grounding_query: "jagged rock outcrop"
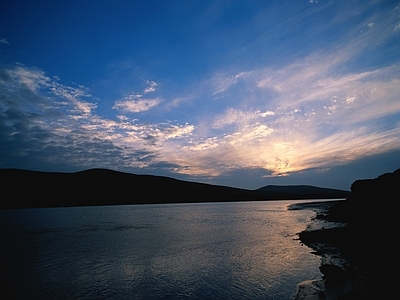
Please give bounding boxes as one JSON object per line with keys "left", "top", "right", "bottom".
{"left": 319, "top": 264, "right": 346, "bottom": 284}
{"left": 296, "top": 169, "right": 400, "bottom": 299}
{"left": 326, "top": 168, "right": 400, "bottom": 227}
{"left": 350, "top": 168, "right": 400, "bottom": 201}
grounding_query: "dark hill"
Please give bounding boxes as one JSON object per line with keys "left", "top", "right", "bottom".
{"left": 0, "top": 168, "right": 347, "bottom": 209}
{"left": 0, "top": 168, "right": 262, "bottom": 209}
{"left": 256, "top": 185, "right": 349, "bottom": 199}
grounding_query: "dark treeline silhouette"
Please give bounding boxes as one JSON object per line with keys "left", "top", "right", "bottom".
{"left": 0, "top": 168, "right": 348, "bottom": 209}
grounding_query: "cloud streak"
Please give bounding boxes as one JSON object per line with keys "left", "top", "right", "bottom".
{"left": 113, "top": 96, "right": 162, "bottom": 113}
{"left": 113, "top": 81, "right": 161, "bottom": 113}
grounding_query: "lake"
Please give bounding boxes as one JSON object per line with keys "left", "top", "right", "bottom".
{"left": 0, "top": 200, "right": 328, "bottom": 299}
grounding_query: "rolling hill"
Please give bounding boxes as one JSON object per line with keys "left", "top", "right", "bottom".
{"left": 0, "top": 168, "right": 349, "bottom": 209}
{"left": 257, "top": 185, "right": 349, "bottom": 198}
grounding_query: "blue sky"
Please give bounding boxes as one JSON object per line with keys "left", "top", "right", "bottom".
{"left": 1, "top": 0, "right": 400, "bottom": 190}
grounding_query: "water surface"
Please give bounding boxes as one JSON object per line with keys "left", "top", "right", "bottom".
{"left": 0, "top": 200, "right": 326, "bottom": 299}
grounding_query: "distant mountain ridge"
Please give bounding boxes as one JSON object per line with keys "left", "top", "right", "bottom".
{"left": 0, "top": 168, "right": 349, "bottom": 209}
{"left": 257, "top": 185, "right": 349, "bottom": 196}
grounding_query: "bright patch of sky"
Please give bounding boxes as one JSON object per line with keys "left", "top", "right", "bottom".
{"left": 1, "top": 0, "right": 400, "bottom": 189}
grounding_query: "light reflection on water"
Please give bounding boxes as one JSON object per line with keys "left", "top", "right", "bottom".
{"left": 0, "top": 200, "right": 326, "bottom": 299}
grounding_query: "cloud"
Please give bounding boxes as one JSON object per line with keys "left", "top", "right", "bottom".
{"left": 212, "top": 108, "right": 255, "bottom": 129}
{"left": 6, "top": 51, "right": 398, "bottom": 184}
{"left": 113, "top": 81, "right": 162, "bottom": 113}
{"left": 0, "top": 38, "right": 9, "bottom": 45}
{"left": 119, "top": 122, "right": 195, "bottom": 146}
{"left": 212, "top": 108, "right": 275, "bottom": 129}
{"left": 174, "top": 116, "right": 400, "bottom": 179}
{"left": 5, "top": 65, "right": 96, "bottom": 116}
{"left": 0, "top": 64, "right": 196, "bottom": 175}
{"left": 365, "top": 22, "right": 375, "bottom": 28}
{"left": 211, "top": 71, "right": 252, "bottom": 95}
{"left": 7, "top": 66, "right": 50, "bottom": 92}
{"left": 249, "top": 39, "right": 400, "bottom": 128}
{"left": 144, "top": 80, "right": 157, "bottom": 93}
{"left": 166, "top": 97, "right": 191, "bottom": 109}
{"left": 162, "top": 60, "right": 399, "bottom": 180}
{"left": 159, "top": 123, "right": 195, "bottom": 140}
{"left": 50, "top": 83, "right": 96, "bottom": 115}
{"left": 251, "top": 60, "right": 400, "bottom": 173}
{"left": 159, "top": 4, "right": 400, "bottom": 179}
{"left": 260, "top": 110, "right": 275, "bottom": 117}
{"left": 176, "top": 122, "right": 275, "bottom": 177}
{"left": 113, "top": 95, "right": 162, "bottom": 113}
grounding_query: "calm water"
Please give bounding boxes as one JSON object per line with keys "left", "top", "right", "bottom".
{"left": 0, "top": 200, "right": 326, "bottom": 300}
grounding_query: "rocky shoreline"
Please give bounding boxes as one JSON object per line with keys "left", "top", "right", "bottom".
{"left": 290, "top": 168, "right": 400, "bottom": 299}
{"left": 290, "top": 201, "right": 374, "bottom": 299}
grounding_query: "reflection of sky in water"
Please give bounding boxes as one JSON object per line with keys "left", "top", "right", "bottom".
{"left": 0, "top": 200, "right": 322, "bottom": 299}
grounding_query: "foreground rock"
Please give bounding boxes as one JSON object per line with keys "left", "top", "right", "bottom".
{"left": 319, "top": 264, "right": 346, "bottom": 284}
{"left": 291, "top": 201, "right": 373, "bottom": 299}
{"left": 293, "top": 168, "right": 400, "bottom": 299}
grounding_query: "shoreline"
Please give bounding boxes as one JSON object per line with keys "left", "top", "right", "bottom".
{"left": 290, "top": 200, "right": 374, "bottom": 299}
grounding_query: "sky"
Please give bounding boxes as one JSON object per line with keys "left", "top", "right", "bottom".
{"left": 1, "top": 0, "right": 400, "bottom": 190}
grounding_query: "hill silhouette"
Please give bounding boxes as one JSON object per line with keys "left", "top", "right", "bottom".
{"left": 257, "top": 185, "right": 349, "bottom": 198}
{"left": 0, "top": 168, "right": 348, "bottom": 209}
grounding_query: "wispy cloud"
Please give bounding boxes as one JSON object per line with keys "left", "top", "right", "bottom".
{"left": 113, "top": 96, "right": 162, "bottom": 113}
{"left": 166, "top": 97, "right": 191, "bottom": 109}
{"left": 7, "top": 66, "right": 50, "bottom": 92}
{"left": 5, "top": 65, "right": 96, "bottom": 116}
{"left": 144, "top": 80, "right": 157, "bottom": 93}
{"left": 0, "top": 38, "right": 9, "bottom": 45}
{"left": 113, "top": 81, "right": 161, "bottom": 113}
{"left": 212, "top": 71, "right": 252, "bottom": 95}
{"left": 212, "top": 108, "right": 273, "bottom": 129}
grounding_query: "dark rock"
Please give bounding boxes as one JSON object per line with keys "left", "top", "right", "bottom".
{"left": 319, "top": 264, "right": 346, "bottom": 284}
{"left": 342, "top": 291, "right": 370, "bottom": 300}
{"left": 318, "top": 290, "right": 326, "bottom": 298}
{"left": 295, "top": 169, "right": 400, "bottom": 299}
